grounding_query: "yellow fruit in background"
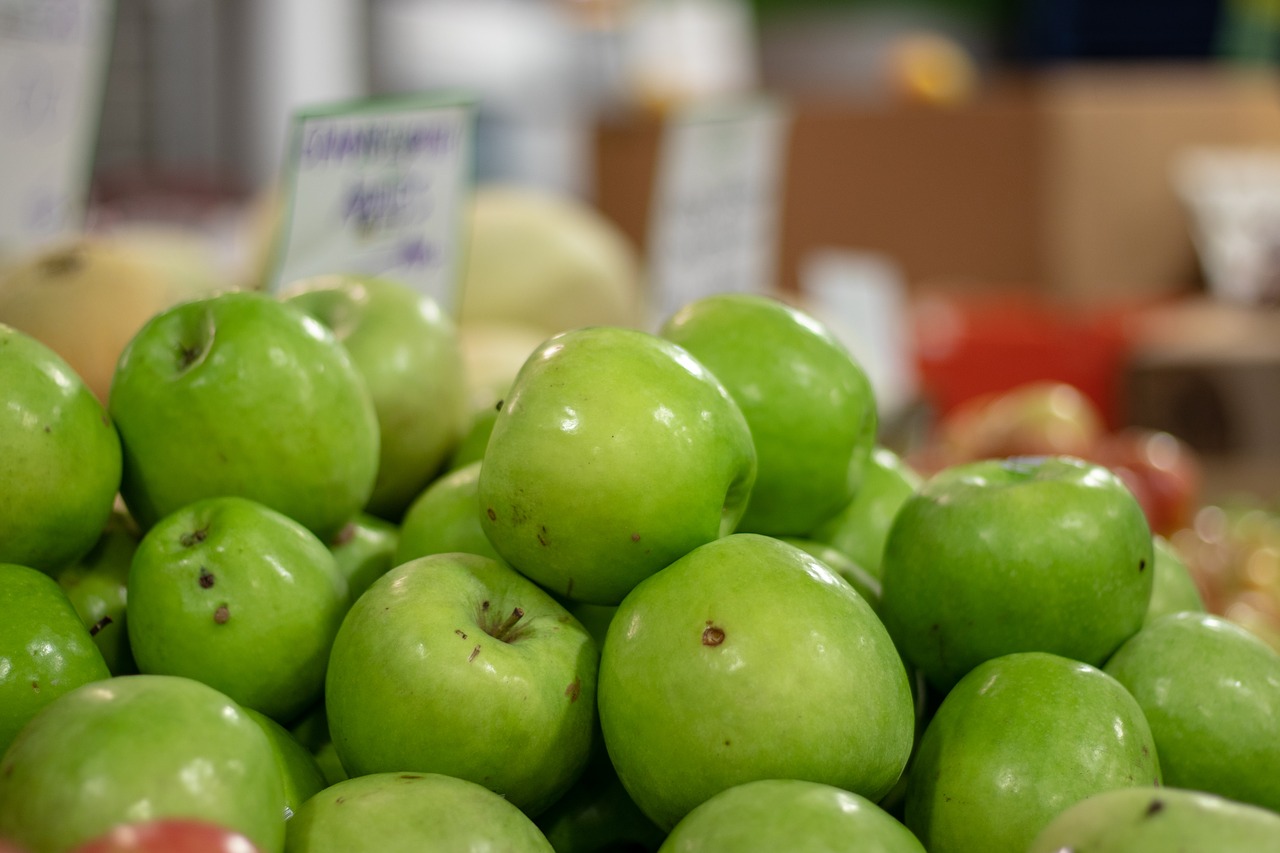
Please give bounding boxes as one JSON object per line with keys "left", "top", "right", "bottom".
{"left": 457, "top": 320, "right": 552, "bottom": 413}
{"left": 0, "top": 232, "right": 231, "bottom": 404}
{"left": 460, "top": 185, "right": 647, "bottom": 336}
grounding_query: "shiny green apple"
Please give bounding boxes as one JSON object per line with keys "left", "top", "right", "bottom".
{"left": 1104, "top": 611, "right": 1280, "bottom": 812}
{"left": 325, "top": 553, "right": 598, "bottom": 816}
{"left": 1144, "top": 535, "right": 1205, "bottom": 625}
{"left": 327, "top": 513, "right": 399, "bottom": 605}
{"left": 479, "top": 325, "right": 756, "bottom": 604}
{"left": 241, "top": 708, "right": 327, "bottom": 822}
{"left": 904, "top": 651, "right": 1160, "bottom": 853}
{"left": 284, "top": 772, "right": 554, "bottom": 853}
{"left": 127, "top": 496, "right": 350, "bottom": 723}
{"left": 659, "top": 293, "right": 877, "bottom": 536}
{"left": 0, "top": 674, "right": 285, "bottom": 853}
{"left": 0, "top": 324, "right": 121, "bottom": 573}
{"left": 808, "top": 446, "right": 922, "bottom": 579}
{"left": 395, "top": 460, "right": 501, "bottom": 564}
{"left": 109, "top": 290, "right": 379, "bottom": 540}
{"left": 1028, "top": 786, "right": 1280, "bottom": 852}
{"left": 0, "top": 563, "right": 110, "bottom": 755}
{"left": 880, "top": 455, "right": 1153, "bottom": 691}
{"left": 660, "top": 779, "right": 925, "bottom": 853}
{"left": 599, "top": 534, "right": 914, "bottom": 830}
{"left": 282, "top": 275, "right": 468, "bottom": 520}
{"left": 54, "top": 511, "right": 139, "bottom": 675}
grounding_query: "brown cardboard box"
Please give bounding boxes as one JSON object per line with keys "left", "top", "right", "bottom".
{"left": 592, "top": 64, "right": 1280, "bottom": 303}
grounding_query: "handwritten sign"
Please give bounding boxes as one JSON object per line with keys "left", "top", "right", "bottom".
{"left": 646, "top": 97, "right": 789, "bottom": 325}
{"left": 0, "top": 0, "right": 115, "bottom": 253}
{"left": 269, "top": 94, "right": 475, "bottom": 315}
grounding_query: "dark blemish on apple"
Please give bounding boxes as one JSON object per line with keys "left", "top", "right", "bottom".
{"left": 702, "top": 624, "right": 726, "bottom": 646}
{"left": 468, "top": 644, "right": 481, "bottom": 662}
{"left": 481, "top": 600, "right": 491, "bottom": 612}
{"left": 332, "top": 522, "right": 357, "bottom": 548}
{"left": 43, "top": 425, "right": 50, "bottom": 434}
{"left": 487, "top": 507, "right": 497, "bottom": 521}
{"left": 198, "top": 567, "right": 216, "bottom": 589}
{"left": 89, "top": 615, "right": 113, "bottom": 636}
{"left": 565, "top": 678, "right": 581, "bottom": 702}
{"left": 495, "top": 399, "right": 504, "bottom": 411}
{"left": 537, "top": 529, "right": 548, "bottom": 547}
{"left": 180, "top": 526, "right": 209, "bottom": 547}
{"left": 1144, "top": 799, "right": 1165, "bottom": 817}
{"left": 723, "top": 739, "right": 731, "bottom": 747}
{"left": 565, "top": 578, "right": 575, "bottom": 597}
{"left": 455, "top": 629, "right": 468, "bottom": 639}
{"left": 43, "top": 248, "right": 83, "bottom": 276}
{"left": 214, "top": 605, "right": 230, "bottom": 624}
{"left": 630, "top": 533, "right": 641, "bottom": 542}
{"left": 398, "top": 774, "right": 424, "bottom": 780}
{"left": 30, "top": 680, "right": 39, "bottom": 693}
{"left": 335, "top": 796, "right": 346, "bottom": 805}
{"left": 1139, "top": 559, "right": 1147, "bottom": 572}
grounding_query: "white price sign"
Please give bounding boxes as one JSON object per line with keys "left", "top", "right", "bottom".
{"left": 0, "top": 0, "right": 115, "bottom": 252}
{"left": 647, "top": 97, "right": 789, "bottom": 325}
{"left": 270, "top": 94, "right": 475, "bottom": 316}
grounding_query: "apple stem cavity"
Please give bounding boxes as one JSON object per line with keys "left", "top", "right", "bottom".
{"left": 489, "top": 606, "right": 525, "bottom": 642}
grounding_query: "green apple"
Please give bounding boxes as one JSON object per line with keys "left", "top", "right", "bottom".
{"left": 1028, "top": 786, "right": 1280, "bottom": 852}
{"left": 1103, "top": 611, "right": 1280, "bottom": 812}
{"left": 284, "top": 772, "right": 555, "bottom": 853}
{"left": 808, "top": 446, "right": 922, "bottom": 579}
{"left": 598, "top": 534, "right": 914, "bottom": 831}
{"left": 1144, "top": 535, "right": 1205, "bottom": 625}
{"left": 108, "top": 290, "right": 379, "bottom": 540}
{"left": 282, "top": 275, "right": 468, "bottom": 520}
{"left": 325, "top": 553, "right": 598, "bottom": 816}
{"left": 479, "top": 325, "right": 756, "bottom": 604}
{"left": 327, "top": 513, "right": 400, "bottom": 604}
{"left": 55, "top": 511, "right": 139, "bottom": 675}
{"left": 241, "top": 708, "right": 327, "bottom": 822}
{"left": 0, "top": 324, "right": 121, "bottom": 573}
{"left": 288, "top": 704, "right": 347, "bottom": 788}
{"left": 880, "top": 455, "right": 1153, "bottom": 691}
{"left": 396, "top": 461, "right": 500, "bottom": 565}
{"left": 0, "top": 563, "right": 110, "bottom": 754}
{"left": 0, "top": 674, "right": 285, "bottom": 853}
{"left": 659, "top": 293, "right": 877, "bottom": 536}
{"left": 904, "top": 651, "right": 1160, "bottom": 853}
{"left": 779, "top": 538, "right": 882, "bottom": 608}
{"left": 660, "top": 779, "right": 925, "bottom": 853}
{"left": 126, "top": 496, "right": 350, "bottom": 724}
{"left": 445, "top": 403, "right": 499, "bottom": 472}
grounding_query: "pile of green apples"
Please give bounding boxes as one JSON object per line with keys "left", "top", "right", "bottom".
{"left": 2, "top": 273, "right": 1280, "bottom": 853}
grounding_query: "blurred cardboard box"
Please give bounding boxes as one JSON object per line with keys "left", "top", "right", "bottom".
{"left": 593, "top": 64, "right": 1280, "bottom": 302}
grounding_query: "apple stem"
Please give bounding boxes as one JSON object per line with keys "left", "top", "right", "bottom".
{"left": 490, "top": 606, "right": 525, "bottom": 641}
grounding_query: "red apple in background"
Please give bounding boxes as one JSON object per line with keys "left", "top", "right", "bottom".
{"left": 68, "top": 820, "right": 261, "bottom": 853}
{"left": 936, "top": 381, "right": 1106, "bottom": 465}
{"left": 1094, "top": 427, "right": 1201, "bottom": 538}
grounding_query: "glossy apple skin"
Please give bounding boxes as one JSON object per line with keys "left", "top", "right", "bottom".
{"left": 0, "top": 325, "right": 121, "bottom": 573}
{"left": 880, "top": 455, "right": 1154, "bottom": 691}
{"left": 598, "top": 534, "right": 914, "bottom": 831}
{"left": 108, "top": 291, "right": 379, "bottom": 541}
{"left": 327, "top": 513, "right": 399, "bottom": 605}
{"left": 1104, "top": 611, "right": 1280, "bottom": 812}
{"left": 283, "top": 275, "right": 468, "bottom": 520}
{"left": 780, "top": 538, "right": 882, "bottom": 609}
{"left": 660, "top": 779, "right": 925, "bottom": 853}
{"left": 68, "top": 820, "right": 263, "bottom": 853}
{"left": 0, "top": 564, "right": 110, "bottom": 754}
{"left": 0, "top": 674, "right": 285, "bottom": 853}
{"left": 284, "top": 772, "right": 555, "bottom": 853}
{"left": 1145, "top": 535, "right": 1204, "bottom": 625}
{"left": 126, "top": 497, "right": 350, "bottom": 724}
{"left": 395, "top": 461, "right": 501, "bottom": 564}
{"left": 240, "top": 708, "right": 327, "bottom": 822}
{"left": 809, "top": 446, "right": 922, "bottom": 579}
{"left": 1028, "top": 786, "right": 1280, "bottom": 852}
{"left": 325, "top": 553, "right": 598, "bottom": 816}
{"left": 905, "top": 652, "right": 1161, "bottom": 853}
{"left": 54, "top": 512, "right": 139, "bottom": 675}
{"left": 659, "top": 293, "right": 877, "bottom": 536}
{"left": 478, "top": 326, "right": 756, "bottom": 605}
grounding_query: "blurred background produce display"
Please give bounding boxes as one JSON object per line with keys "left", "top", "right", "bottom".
{"left": 4, "top": 1, "right": 1280, "bottom": 848}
